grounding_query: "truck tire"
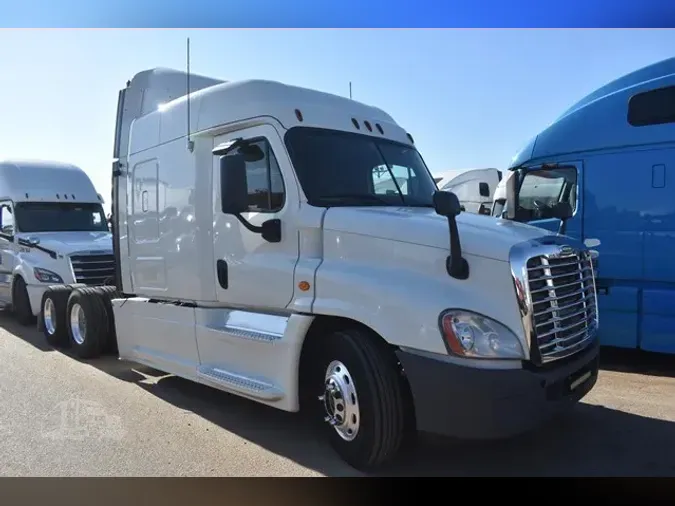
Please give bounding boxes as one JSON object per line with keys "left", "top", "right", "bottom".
{"left": 66, "top": 287, "right": 109, "bottom": 359}
{"left": 12, "top": 277, "right": 35, "bottom": 326}
{"left": 39, "top": 284, "right": 86, "bottom": 333}
{"left": 96, "top": 285, "right": 121, "bottom": 354}
{"left": 41, "top": 286, "right": 75, "bottom": 347}
{"left": 315, "top": 328, "right": 407, "bottom": 471}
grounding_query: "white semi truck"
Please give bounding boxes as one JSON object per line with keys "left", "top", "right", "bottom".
{"left": 39, "top": 68, "right": 600, "bottom": 471}
{"left": 438, "top": 168, "right": 503, "bottom": 215}
{"left": 0, "top": 159, "right": 111, "bottom": 326}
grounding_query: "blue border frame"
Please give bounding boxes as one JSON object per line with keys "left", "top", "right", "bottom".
{"left": 2, "top": 0, "right": 675, "bottom": 27}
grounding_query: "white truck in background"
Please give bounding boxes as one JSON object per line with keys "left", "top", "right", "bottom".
{"left": 39, "top": 67, "right": 600, "bottom": 471}
{"left": 0, "top": 159, "right": 112, "bottom": 326}
{"left": 491, "top": 169, "right": 512, "bottom": 218}
{"left": 438, "top": 168, "right": 502, "bottom": 215}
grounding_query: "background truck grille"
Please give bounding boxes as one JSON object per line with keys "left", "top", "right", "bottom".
{"left": 70, "top": 254, "right": 115, "bottom": 286}
{"left": 526, "top": 251, "right": 597, "bottom": 363}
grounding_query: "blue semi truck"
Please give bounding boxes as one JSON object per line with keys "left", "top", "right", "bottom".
{"left": 487, "top": 57, "right": 675, "bottom": 354}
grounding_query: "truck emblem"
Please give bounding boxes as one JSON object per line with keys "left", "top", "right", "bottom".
{"left": 560, "top": 245, "right": 574, "bottom": 256}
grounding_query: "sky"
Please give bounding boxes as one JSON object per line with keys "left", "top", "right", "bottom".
{"left": 1, "top": 29, "right": 675, "bottom": 213}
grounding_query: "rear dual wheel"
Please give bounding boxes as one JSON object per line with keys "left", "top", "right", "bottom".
{"left": 41, "top": 285, "right": 118, "bottom": 358}
{"left": 66, "top": 287, "right": 110, "bottom": 359}
{"left": 41, "top": 284, "right": 86, "bottom": 347}
{"left": 96, "top": 286, "right": 121, "bottom": 354}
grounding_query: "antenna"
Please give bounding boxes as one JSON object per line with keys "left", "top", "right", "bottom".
{"left": 349, "top": 81, "right": 352, "bottom": 100}
{"left": 186, "top": 37, "right": 194, "bottom": 153}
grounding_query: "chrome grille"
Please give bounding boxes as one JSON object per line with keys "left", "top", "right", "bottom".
{"left": 526, "top": 250, "right": 598, "bottom": 363}
{"left": 70, "top": 254, "right": 115, "bottom": 286}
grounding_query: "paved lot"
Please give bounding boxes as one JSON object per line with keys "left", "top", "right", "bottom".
{"left": 0, "top": 311, "right": 673, "bottom": 477}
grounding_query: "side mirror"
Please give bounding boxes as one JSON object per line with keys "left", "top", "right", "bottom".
{"left": 432, "top": 190, "right": 462, "bottom": 218}
{"left": 478, "top": 182, "right": 490, "bottom": 198}
{"left": 551, "top": 202, "right": 574, "bottom": 220}
{"left": 215, "top": 150, "right": 282, "bottom": 244}
{"left": 432, "top": 190, "right": 469, "bottom": 280}
{"left": 219, "top": 154, "right": 249, "bottom": 215}
{"left": 239, "top": 144, "right": 265, "bottom": 163}
{"left": 505, "top": 172, "right": 518, "bottom": 220}
{"left": 554, "top": 202, "right": 574, "bottom": 235}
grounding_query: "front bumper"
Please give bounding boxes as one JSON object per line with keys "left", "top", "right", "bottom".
{"left": 397, "top": 340, "right": 599, "bottom": 440}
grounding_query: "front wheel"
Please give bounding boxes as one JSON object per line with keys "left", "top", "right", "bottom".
{"left": 315, "top": 328, "right": 408, "bottom": 472}
{"left": 12, "top": 277, "right": 35, "bottom": 326}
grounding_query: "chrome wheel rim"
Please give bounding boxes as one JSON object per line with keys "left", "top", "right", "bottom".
{"left": 70, "top": 303, "right": 86, "bottom": 345}
{"left": 318, "top": 360, "right": 360, "bottom": 441}
{"left": 43, "top": 298, "right": 56, "bottom": 335}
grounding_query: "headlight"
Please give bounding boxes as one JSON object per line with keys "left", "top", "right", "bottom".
{"left": 438, "top": 309, "right": 524, "bottom": 359}
{"left": 33, "top": 267, "right": 63, "bottom": 284}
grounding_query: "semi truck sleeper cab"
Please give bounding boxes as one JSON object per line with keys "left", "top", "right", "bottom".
{"left": 0, "top": 159, "right": 112, "bottom": 327}
{"left": 494, "top": 56, "right": 675, "bottom": 355}
{"left": 38, "top": 67, "right": 600, "bottom": 471}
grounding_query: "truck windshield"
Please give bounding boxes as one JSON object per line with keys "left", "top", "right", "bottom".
{"left": 284, "top": 127, "right": 437, "bottom": 207}
{"left": 15, "top": 202, "right": 109, "bottom": 233}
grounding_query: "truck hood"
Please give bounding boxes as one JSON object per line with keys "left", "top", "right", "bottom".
{"left": 17, "top": 231, "right": 113, "bottom": 256}
{"left": 323, "top": 207, "right": 556, "bottom": 261}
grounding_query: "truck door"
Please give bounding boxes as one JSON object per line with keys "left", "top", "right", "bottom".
{"left": 0, "top": 202, "right": 16, "bottom": 304}
{"left": 212, "top": 125, "right": 300, "bottom": 310}
{"left": 514, "top": 161, "right": 583, "bottom": 240}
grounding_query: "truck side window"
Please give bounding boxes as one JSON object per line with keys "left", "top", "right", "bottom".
{"left": 0, "top": 204, "right": 14, "bottom": 234}
{"left": 234, "top": 139, "right": 285, "bottom": 213}
{"left": 628, "top": 85, "right": 675, "bottom": 127}
{"left": 517, "top": 167, "right": 577, "bottom": 220}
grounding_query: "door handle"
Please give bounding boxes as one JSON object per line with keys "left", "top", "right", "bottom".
{"left": 217, "top": 259, "right": 228, "bottom": 289}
